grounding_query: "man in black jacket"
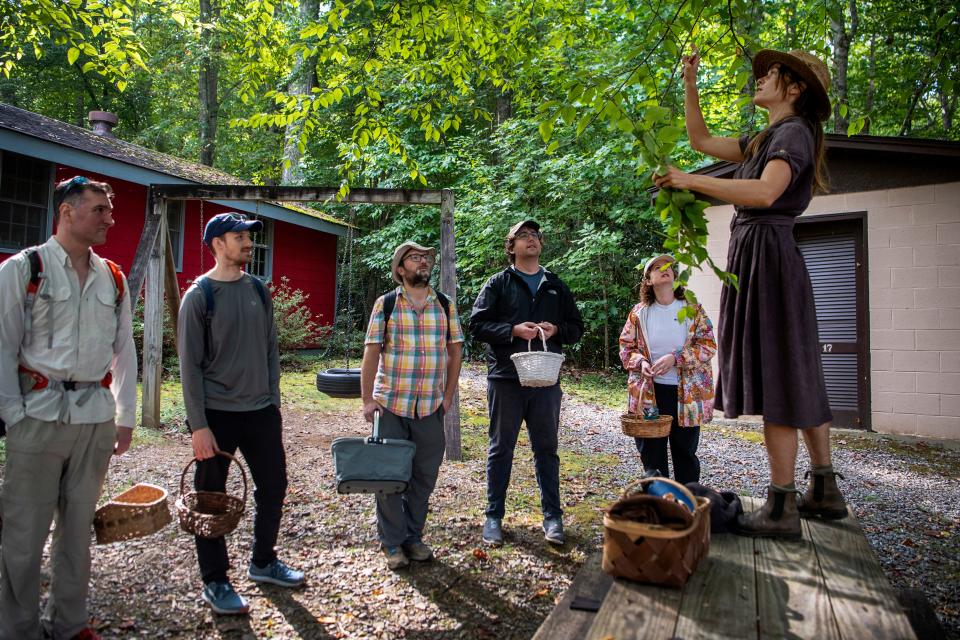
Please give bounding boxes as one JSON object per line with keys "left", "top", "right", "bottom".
{"left": 469, "top": 220, "right": 584, "bottom": 546}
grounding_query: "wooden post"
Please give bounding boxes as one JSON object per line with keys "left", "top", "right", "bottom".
{"left": 142, "top": 199, "right": 168, "bottom": 430}
{"left": 164, "top": 226, "right": 181, "bottom": 346}
{"left": 439, "top": 189, "right": 461, "bottom": 461}
{"left": 128, "top": 203, "right": 164, "bottom": 309}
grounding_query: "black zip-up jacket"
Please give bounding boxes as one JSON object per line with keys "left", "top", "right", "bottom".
{"left": 469, "top": 266, "right": 584, "bottom": 380}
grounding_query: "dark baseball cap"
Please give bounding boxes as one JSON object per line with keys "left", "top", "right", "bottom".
{"left": 507, "top": 219, "right": 540, "bottom": 239}
{"left": 203, "top": 212, "right": 263, "bottom": 245}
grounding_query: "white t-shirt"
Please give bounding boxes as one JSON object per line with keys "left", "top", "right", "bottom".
{"left": 646, "top": 299, "right": 687, "bottom": 385}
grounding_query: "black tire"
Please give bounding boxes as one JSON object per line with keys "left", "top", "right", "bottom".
{"left": 316, "top": 368, "right": 362, "bottom": 399}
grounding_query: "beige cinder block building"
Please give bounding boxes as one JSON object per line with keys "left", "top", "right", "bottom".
{"left": 686, "top": 135, "right": 960, "bottom": 439}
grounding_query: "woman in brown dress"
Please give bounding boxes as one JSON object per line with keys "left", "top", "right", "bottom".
{"left": 653, "top": 47, "right": 847, "bottom": 539}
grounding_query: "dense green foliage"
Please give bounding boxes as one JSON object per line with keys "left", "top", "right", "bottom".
{"left": 4, "top": 0, "right": 957, "bottom": 366}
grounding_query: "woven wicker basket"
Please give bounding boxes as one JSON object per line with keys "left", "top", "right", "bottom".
{"left": 621, "top": 412, "right": 673, "bottom": 438}
{"left": 93, "top": 483, "right": 172, "bottom": 545}
{"left": 602, "top": 477, "right": 711, "bottom": 588}
{"left": 175, "top": 451, "right": 248, "bottom": 539}
{"left": 510, "top": 327, "right": 564, "bottom": 387}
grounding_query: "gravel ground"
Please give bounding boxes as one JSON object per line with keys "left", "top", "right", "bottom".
{"left": 2, "top": 367, "right": 957, "bottom": 639}
{"left": 547, "top": 367, "right": 960, "bottom": 639}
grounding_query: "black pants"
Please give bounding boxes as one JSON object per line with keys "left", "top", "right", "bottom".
{"left": 485, "top": 379, "right": 562, "bottom": 520}
{"left": 634, "top": 383, "right": 701, "bottom": 485}
{"left": 194, "top": 405, "right": 287, "bottom": 585}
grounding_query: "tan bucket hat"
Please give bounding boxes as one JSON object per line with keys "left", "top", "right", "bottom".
{"left": 390, "top": 241, "right": 437, "bottom": 284}
{"left": 752, "top": 49, "right": 831, "bottom": 121}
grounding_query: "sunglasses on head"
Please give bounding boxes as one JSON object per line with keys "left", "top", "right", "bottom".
{"left": 54, "top": 176, "right": 91, "bottom": 208}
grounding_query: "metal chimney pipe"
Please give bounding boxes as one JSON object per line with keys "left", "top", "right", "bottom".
{"left": 88, "top": 110, "right": 118, "bottom": 137}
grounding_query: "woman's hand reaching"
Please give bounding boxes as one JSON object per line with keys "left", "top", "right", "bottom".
{"left": 681, "top": 45, "right": 700, "bottom": 83}
{"left": 653, "top": 166, "right": 698, "bottom": 191}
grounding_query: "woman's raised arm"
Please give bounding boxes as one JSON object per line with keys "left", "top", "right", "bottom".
{"left": 683, "top": 46, "right": 744, "bottom": 163}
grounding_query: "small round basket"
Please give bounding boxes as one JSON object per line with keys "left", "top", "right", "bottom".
{"left": 602, "top": 477, "right": 711, "bottom": 588}
{"left": 175, "top": 451, "right": 248, "bottom": 539}
{"left": 93, "top": 483, "right": 172, "bottom": 545}
{"left": 621, "top": 412, "right": 673, "bottom": 438}
{"left": 510, "top": 327, "right": 564, "bottom": 387}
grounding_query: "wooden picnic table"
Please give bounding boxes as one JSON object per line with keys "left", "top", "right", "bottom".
{"left": 533, "top": 497, "right": 918, "bottom": 640}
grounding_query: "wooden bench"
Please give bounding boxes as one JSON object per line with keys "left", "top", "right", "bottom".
{"left": 533, "top": 497, "right": 917, "bottom": 639}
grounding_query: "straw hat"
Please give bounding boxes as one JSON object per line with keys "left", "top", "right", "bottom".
{"left": 390, "top": 241, "right": 436, "bottom": 284}
{"left": 752, "top": 49, "right": 831, "bottom": 121}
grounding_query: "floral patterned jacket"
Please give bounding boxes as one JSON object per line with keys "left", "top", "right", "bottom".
{"left": 618, "top": 301, "right": 716, "bottom": 427}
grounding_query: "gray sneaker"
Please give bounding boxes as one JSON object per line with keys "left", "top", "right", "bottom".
{"left": 382, "top": 545, "right": 409, "bottom": 570}
{"left": 402, "top": 541, "right": 434, "bottom": 562}
{"left": 543, "top": 517, "right": 565, "bottom": 545}
{"left": 201, "top": 581, "right": 250, "bottom": 615}
{"left": 482, "top": 517, "right": 503, "bottom": 546}
{"left": 247, "top": 559, "right": 305, "bottom": 587}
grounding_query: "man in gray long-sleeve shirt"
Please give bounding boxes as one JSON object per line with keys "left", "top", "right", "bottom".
{"left": 178, "top": 211, "right": 304, "bottom": 617}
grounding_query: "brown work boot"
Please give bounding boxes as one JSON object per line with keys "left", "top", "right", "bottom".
{"left": 798, "top": 468, "right": 848, "bottom": 520}
{"left": 734, "top": 484, "right": 802, "bottom": 540}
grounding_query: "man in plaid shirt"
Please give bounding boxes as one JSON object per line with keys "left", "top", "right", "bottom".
{"left": 361, "top": 241, "right": 464, "bottom": 570}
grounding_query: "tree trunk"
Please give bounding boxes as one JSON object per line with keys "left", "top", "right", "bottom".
{"left": 939, "top": 80, "right": 956, "bottom": 132}
{"left": 495, "top": 89, "right": 513, "bottom": 127}
{"left": 282, "top": 0, "right": 320, "bottom": 184}
{"left": 899, "top": 27, "right": 945, "bottom": 136}
{"left": 735, "top": 2, "right": 763, "bottom": 129}
{"left": 862, "top": 37, "right": 876, "bottom": 134}
{"left": 830, "top": 0, "right": 858, "bottom": 134}
{"left": 198, "top": 0, "right": 220, "bottom": 167}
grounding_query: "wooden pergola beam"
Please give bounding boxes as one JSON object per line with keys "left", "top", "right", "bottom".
{"left": 150, "top": 184, "right": 444, "bottom": 205}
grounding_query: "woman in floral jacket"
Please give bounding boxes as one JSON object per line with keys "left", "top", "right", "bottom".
{"left": 618, "top": 254, "right": 716, "bottom": 484}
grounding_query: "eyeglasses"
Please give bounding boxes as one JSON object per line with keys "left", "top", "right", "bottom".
{"left": 404, "top": 253, "right": 435, "bottom": 264}
{"left": 54, "top": 176, "right": 90, "bottom": 208}
{"left": 514, "top": 230, "right": 542, "bottom": 241}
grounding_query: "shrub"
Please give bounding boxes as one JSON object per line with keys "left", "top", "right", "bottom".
{"left": 269, "top": 276, "right": 327, "bottom": 352}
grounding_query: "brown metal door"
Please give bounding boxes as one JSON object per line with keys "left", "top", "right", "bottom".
{"left": 795, "top": 217, "right": 870, "bottom": 429}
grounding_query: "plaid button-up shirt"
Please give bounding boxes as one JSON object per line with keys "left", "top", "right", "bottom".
{"left": 364, "top": 286, "right": 465, "bottom": 419}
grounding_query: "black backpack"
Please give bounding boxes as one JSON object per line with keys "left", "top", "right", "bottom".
{"left": 195, "top": 274, "right": 269, "bottom": 358}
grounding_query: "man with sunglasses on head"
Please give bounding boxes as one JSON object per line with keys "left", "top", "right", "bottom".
{"left": 177, "top": 212, "right": 304, "bottom": 616}
{"left": 360, "top": 241, "right": 464, "bottom": 570}
{"left": 470, "top": 220, "right": 583, "bottom": 547}
{"left": 0, "top": 176, "right": 137, "bottom": 640}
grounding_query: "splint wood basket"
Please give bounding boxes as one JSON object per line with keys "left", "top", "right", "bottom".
{"left": 94, "top": 483, "right": 172, "bottom": 544}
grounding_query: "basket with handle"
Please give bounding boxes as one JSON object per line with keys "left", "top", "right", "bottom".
{"left": 621, "top": 377, "right": 672, "bottom": 438}
{"left": 602, "top": 476, "right": 711, "bottom": 588}
{"left": 175, "top": 451, "right": 248, "bottom": 539}
{"left": 510, "top": 326, "right": 564, "bottom": 387}
{"left": 93, "top": 483, "right": 172, "bottom": 545}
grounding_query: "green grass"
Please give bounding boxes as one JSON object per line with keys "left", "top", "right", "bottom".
{"left": 561, "top": 369, "right": 629, "bottom": 410}
{"left": 141, "top": 358, "right": 361, "bottom": 431}
{"left": 280, "top": 370, "right": 362, "bottom": 413}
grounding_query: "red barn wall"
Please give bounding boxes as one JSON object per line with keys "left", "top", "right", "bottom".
{"left": 1, "top": 165, "right": 338, "bottom": 330}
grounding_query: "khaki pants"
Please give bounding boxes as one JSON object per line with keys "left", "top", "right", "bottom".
{"left": 0, "top": 416, "right": 115, "bottom": 640}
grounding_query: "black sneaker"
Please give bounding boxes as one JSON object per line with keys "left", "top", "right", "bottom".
{"left": 543, "top": 517, "right": 565, "bottom": 545}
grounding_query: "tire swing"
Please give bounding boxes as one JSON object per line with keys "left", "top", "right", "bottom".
{"left": 316, "top": 217, "right": 362, "bottom": 398}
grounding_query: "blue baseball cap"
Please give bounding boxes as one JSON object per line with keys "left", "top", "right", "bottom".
{"left": 203, "top": 212, "right": 263, "bottom": 245}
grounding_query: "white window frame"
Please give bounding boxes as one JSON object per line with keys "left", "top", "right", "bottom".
{"left": 247, "top": 217, "right": 273, "bottom": 281}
